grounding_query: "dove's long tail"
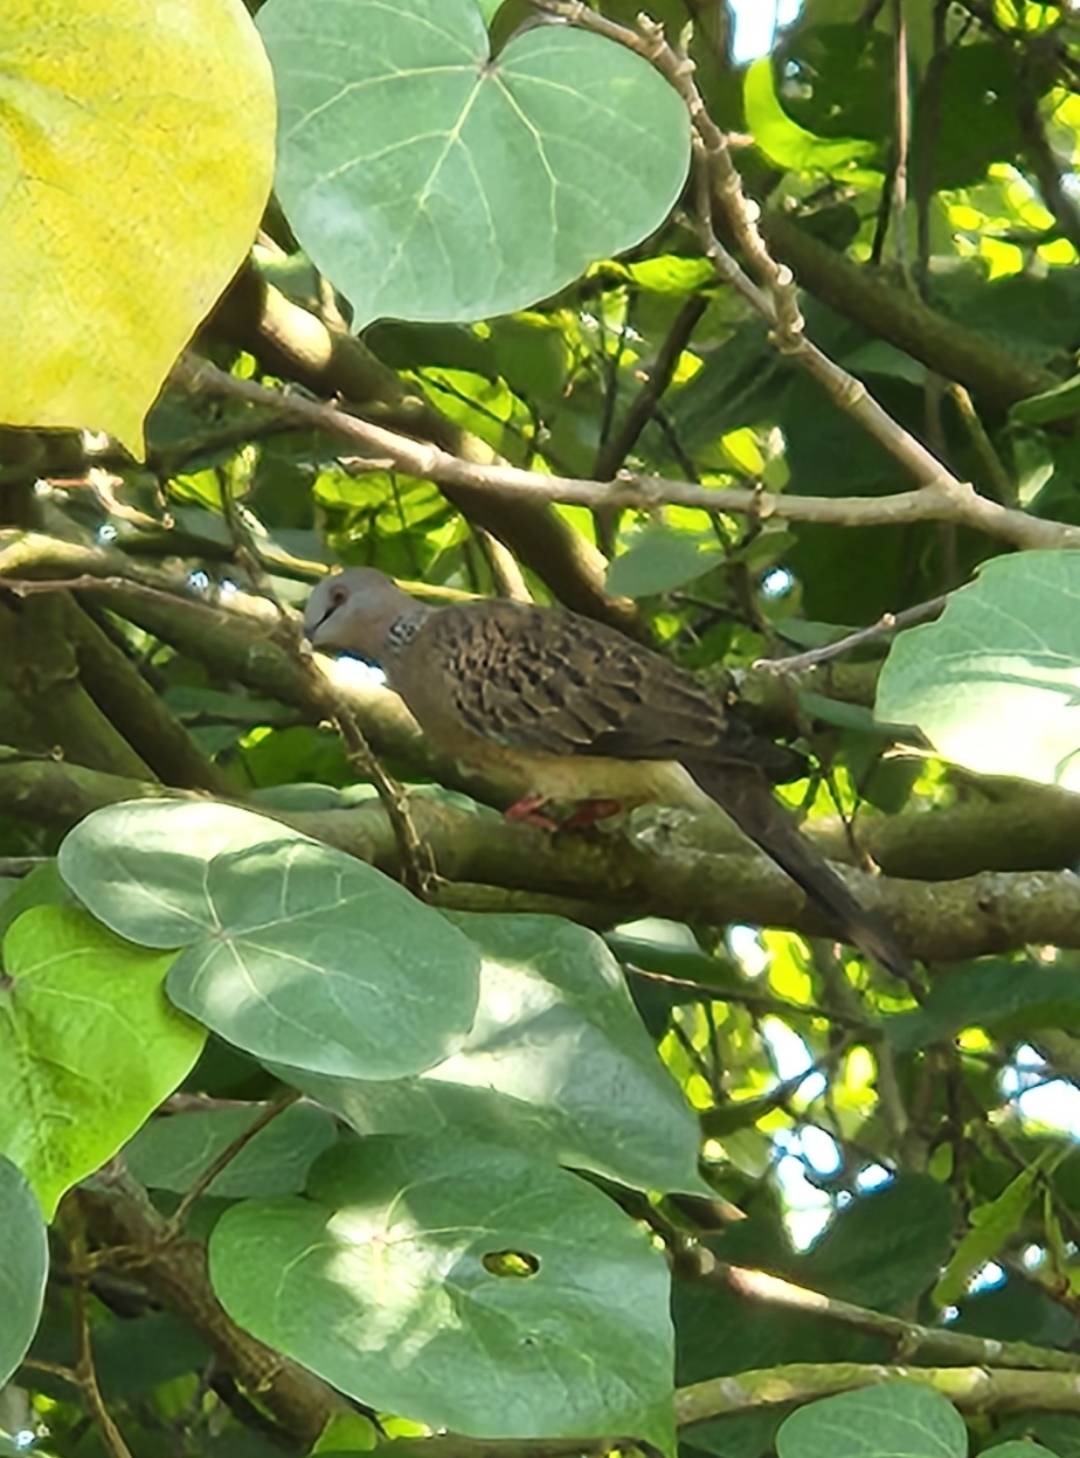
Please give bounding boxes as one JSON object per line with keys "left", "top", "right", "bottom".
{"left": 684, "top": 761, "right": 913, "bottom": 983}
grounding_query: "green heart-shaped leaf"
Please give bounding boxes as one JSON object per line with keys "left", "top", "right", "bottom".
{"left": 125, "top": 1103, "right": 337, "bottom": 1199}
{"left": 877, "top": 551, "right": 1080, "bottom": 791}
{"left": 258, "top": 0, "right": 691, "bottom": 326}
{"left": 777, "top": 1381, "right": 967, "bottom": 1458}
{"left": 0, "top": 907, "right": 204, "bottom": 1218}
{"left": 58, "top": 801, "right": 481, "bottom": 1081}
{"left": 210, "top": 1137, "right": 675, "bottom": 1448}
{"left": 280, "top": 912, "right": 707, "bottom": 1195}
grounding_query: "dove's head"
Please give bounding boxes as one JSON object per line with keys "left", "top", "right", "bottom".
{"left": 304, "top": 568, "right": 428, "bottom": 664}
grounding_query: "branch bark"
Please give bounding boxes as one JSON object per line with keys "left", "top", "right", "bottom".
{"left": 78, "top": 1176, "right": 347, "bottom": 1447}
{"left": 7, "top": 532, "right": 1080, "bottom": 891}
{"left": 6, "top": 754, "right": 1080, "bottom": 963}
{"left": 677, "top": 1361, "right": 1080, "bottom": 1427}
{"left": 65, "top": 599, "right": 233, "bottom": 795}
{"left": 0, "top": 595, "right": 155, "bottom": 781}
{"left": 171, "top": 355, "right": 1080, "bottom": 551}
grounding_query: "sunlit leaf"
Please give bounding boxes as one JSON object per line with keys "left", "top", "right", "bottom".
{"left": 933, "top": 1156, "right": 1058, "bottom": 1309}
{"left": 0, "top": 0, "right": 275, "bottom": 452}
{"left": 58, "top": 801, "right": 480, "bottom": 1081}
{"left": 211, "top": 1137, "right": 675, "bottom": 1449}
{"left": 277, "top": 912, "right": 707, "bottom": 1195}
{"left": 0, "top": 907, "right": 204, "bottom": 1218}
{"left": 259, "top": 0, "right": 690, "bottom": 326}
{"left": 877, "top": 552, "right": 1080, "bottom": 791}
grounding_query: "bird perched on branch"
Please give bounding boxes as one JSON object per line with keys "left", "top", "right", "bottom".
{"left": 304, "top": 569, "right": 911, "bottom": 979}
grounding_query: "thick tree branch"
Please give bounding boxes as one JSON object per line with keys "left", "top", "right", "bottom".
{"left": 6, "top": 532, "right": 1080, "bottom": 891}
{"left": 63, "top": 598, "right": 233, "bottom": 795}
{"left": 6, "top": 756, "right": 1080, "bottom": 963}
{"left": 817, "top": 783, "right": 1080, "bottom": 881}
{"left": 761, "top": 212, "right": 1058, "bottom": 411}
{"left": 677, "top": 1361, "right": 1080, "bottom": 1427}
{"left": 594, "top": 292, "right": 709, "bottom": 479}
{"left": 397, "top": 1360, "right": 1080, "bottom": 1458}
{"left": 0, "top": 595, "right": 155, "bottom": 781}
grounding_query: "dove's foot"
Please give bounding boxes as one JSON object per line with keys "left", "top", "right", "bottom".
{"left": 504, "top": 794, "right": 624, "bottom": 833}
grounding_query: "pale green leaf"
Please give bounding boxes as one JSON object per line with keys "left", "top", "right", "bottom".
{"left": 278, "top": 912, "right": 707, "bottom": 1195}
{"left": 210, "top": 1137, "right": 675, "bottom": 1449}
{"left": 607, "top": 526, "right": 723, "bottom": 598}
{"left": 124, "top": 1103, "right": 337, "bottom": 1199}
{"left": 993, "top": 1418, "right": 1080, "bottom": 1458}
{"left": 932, "top": 1158, "right": 1053, "bottom": 1309}
{"left": 777, "top": 1381, "right": 967, "bottom": 1458}
{"left": 1010, "top": 375, "right": 1080, "bottom": 426}
{"left": 258, "top": 0, "right": 691, "bottom": 326}
{"left": 877, "top": 552, "right": 1080, "bottom": 791}
{"left": 744, "top": 56, "right": 880, "bottom": 175}
{"left": 0, "top": 1156, "right": 47, "bottom": 1385}
{"left": 58, "top": 801, "right": 481, "bottom": 1082}
{"left": 312, "top": 1413, "right": 380, "bottom": 1453}
{"left": 886, "top": 961, "right": 1080, "bottom": 1054}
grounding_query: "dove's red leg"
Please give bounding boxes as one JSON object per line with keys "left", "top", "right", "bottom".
{"left": 504, "top": 793, "right": 560, "bottom": 832}
{"left": 505, "top": 795, "right": 623, "bottom": 832}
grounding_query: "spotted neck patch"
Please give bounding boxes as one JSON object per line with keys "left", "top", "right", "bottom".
{"left": 386, "top": 612, "right": 425, "bottom": 654}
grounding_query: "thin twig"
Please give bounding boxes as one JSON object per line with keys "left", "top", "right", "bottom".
{"left": 624, "top": 963, "right": 879, "bottom": 1033}
{"left": 890, "top": 0, "right": 912, "bottom": 285}
{"left": 473, "top": 527, "right": 533, "bottom": 601}
{"left": 172, "top": 354, "right": 1080, "bottom": 552}
{"left": 949, "top": 383, "right": 1018, "bottom": 506}
{"left": 216, "top": 471, "right": 438, "bottom": 900}
{"left": 0, "top": 856, "right": 50, "bottom": 877}
{"left": 913, "top": 2, "right": 952, "bottom": 298}
{"left": 1, "top": 572, "right": 196, "bottom": 606}
{"left": 68, "top": 1214, "right": 137, "bottom": 1458}
{"left": 308, "top": 674, "right": 438, "bottom": 898}
{"left": 700, "top": 1262, "right": 1080, "bottom": 1372}
{"left": 21, "top": 1357, "right": 80, "bottom": 1382}
{"left": 755, "top": 593, "right": 949, "bottom": 674}
{"left": 161, "top": 1090, "right": 301, "bottom": 1239}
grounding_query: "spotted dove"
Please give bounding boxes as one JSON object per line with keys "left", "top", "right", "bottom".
{"left": 305, "top": 569, "right": 910, "bottom": 978}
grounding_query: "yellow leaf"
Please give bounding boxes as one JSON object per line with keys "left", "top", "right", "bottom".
{"left": 0, "top": 0, "right": 275, "bottom": 454}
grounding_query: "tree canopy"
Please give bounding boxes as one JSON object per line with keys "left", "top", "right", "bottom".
{"left": 4, "top": 2, "right": 1080, "bottom": 1457}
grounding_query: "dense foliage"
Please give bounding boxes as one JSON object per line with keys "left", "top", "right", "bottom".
{"left": 3, "top": 2, "right": 1080, "bottom": 1457}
